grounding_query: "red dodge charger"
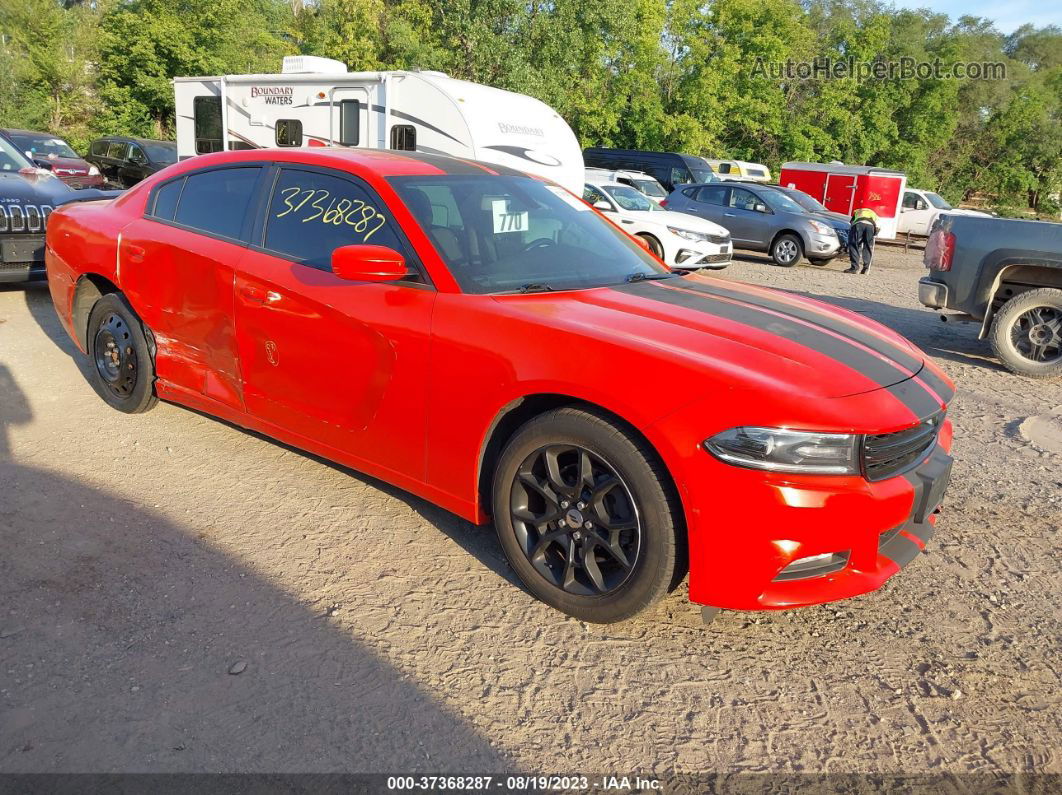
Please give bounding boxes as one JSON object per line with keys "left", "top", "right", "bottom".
{"left": 45, "top": 148, "right": 954, "bottom": 624}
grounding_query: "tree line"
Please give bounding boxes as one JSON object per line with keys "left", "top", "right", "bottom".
{"left": 1, "top": 0, "right": 1059, "bottom": 214}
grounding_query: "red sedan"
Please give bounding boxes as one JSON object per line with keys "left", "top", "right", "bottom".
{"left": 45, "top": 148, "right": 954, "bottom": 624}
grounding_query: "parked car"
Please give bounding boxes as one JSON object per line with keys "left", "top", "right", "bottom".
{"left": 583, "top": 148, "right": 718, "bottom": 192}
{"left": 85, "top": 136, "right": 178, "bottom": 188}
{"left": 704, "top": 159, "right": 772, "bottom": 183}
{"left": 765, "top": 184, "right": 851, "bottom": 249}
{"left": 664, "top": 180, "right": 841, "bottom": 266}
{"left": 0, "top": 136, "right": 118, "bottom": 283}
{"left": 46, "top": 148, "right": 954, "bottom": 624}
{"left": 582, "top": 181, "right": 731, "bottom": 269}
{"left": 898, "top": 188, "right": 990, "bottom": 236}
{"left": 584, "top": 167, "right": 668, "bottom": 204}
{"left": 920, "top": 213, "right": 1062, "bottom": 377}
{"left": 0, "top": 128, "right": 104, "bottom": 189}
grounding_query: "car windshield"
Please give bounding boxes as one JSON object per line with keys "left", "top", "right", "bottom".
{"left": 925, "top": 192, "right": 952, "bottom": 210}
{"left": 632, "top": 179, "right": 666, "bottom": 198}
{"left": 763, "top": 190, "right": 807, "bottom": 214}
{"left": 10, "top": 133, "right": 78, "bottom": 159}
{"left": 0, "top": 135, "right": 33, "bottom": 172}
{"left": 603, "top": 184, "right": 657, "bottom": 212}
{"left": 143, "top": 142, "right": 177, "bottom": 164}
{"left": 389, "top": 175, "right": 668, "bottom": 294}
{"left": 783, "top": 189, "right": 829, "bottom": 214}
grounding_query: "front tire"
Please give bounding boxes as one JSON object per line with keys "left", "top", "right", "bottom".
{"left": 492, "top": 407, "right": 684, "bottom": 623}
{"left": 86, "top": 293, "right": 158, "bottom": 413}
{"left": 638, "top": 233, "right": 664, "bottom": 260}
{"left": 771, "top": 233, "right": 803, "bottom": 267}
{"left": 990, "top": 288, "right": 1062, "bottom": 378}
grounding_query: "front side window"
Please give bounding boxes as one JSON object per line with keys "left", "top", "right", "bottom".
{"left": 729, "top": 188, "right": 761, "bottom": 211}
{"left": 670, "top": 167, "right": 692, "bottom": 186}
{"left": 107, "top": 142, "right": 128, "bottom": 160}
{"left": 264, "top": 168, "right": 406, "bottom": 272}
{"left": 389, "top": 174, "right": 667, "bottom": 294}
{"left": 390, "top": 125, "right": 415, "bottom": 151}
{"left": 925, "top": 192, "right": 951, "bottom": 210}
{"left": 902, "top": 192, "right": 920, "bottom": 210}
{"left": 173, "top": 167, "right": 261, "bottom": 240}
{"left": 128, "top": 146, "right": 147, "bottom": 165}
{"left": 276, "top": 119, "right": 302, "bottom": 147}
{"left": 193, "top": 96, "right": 223, "bottom": 155}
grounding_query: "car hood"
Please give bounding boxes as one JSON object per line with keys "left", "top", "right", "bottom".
{"left": 813, "top": 210, "right": 850, "bottom": 227}
{"left": 497, "top": 274, "right": 931, "bottom": 401}
{"left": 631, "top": 209, "right": 731, "bottom": 237}
{"left": 0, "top": 169, "right": 75, "bottom": 203}
{"left": 44, "top": 156, "right": 93, "bottom": 176}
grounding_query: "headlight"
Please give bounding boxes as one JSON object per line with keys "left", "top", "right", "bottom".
{"left": 667, "top": 226, "right": 710, "bottom": 243}
{"left": 704, "top": 427, "right": 859, "bottom": 474}
{"left": 809, "top": 220, "right": 838, "bottom": 236}
{"left": 88, "top": 165, "right": 100, "bottom": 176}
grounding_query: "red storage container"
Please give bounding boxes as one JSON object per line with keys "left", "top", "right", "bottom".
{"left": 779, "top": 162, "right": 907, "bottom": 239}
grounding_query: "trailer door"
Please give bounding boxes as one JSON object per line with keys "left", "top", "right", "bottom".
{"left": 823, "top": 173, "right": 856, "bottom": 216}
{"left": 329, "top": 87, "right": 370, "bottom": 148}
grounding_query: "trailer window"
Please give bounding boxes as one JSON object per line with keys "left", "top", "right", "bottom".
{"left": 390, "top": 125, "right": 415, "bottom": 152}
{"left": 339, "top": 100, "right": 360, "bottom": 146}
{"left": 193, "top": 96, "right": 223, "bottom": 155}
{"left": 717, "top": 163, "right": 731, "bottom": 174}
{"left": 276, "top": 120, "right": 302, "bottom": 147}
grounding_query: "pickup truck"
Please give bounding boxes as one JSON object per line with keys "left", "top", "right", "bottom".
{"left": 920, "top": 214, "right": 1062, "bottom": 377}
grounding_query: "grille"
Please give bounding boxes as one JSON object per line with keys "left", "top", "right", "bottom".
{"left": 861, "top": 410, "right": 944, "bottom": 481}
{"left": 0, "top": 205, "right": 53, "bottom": 233}
{"left": 707, "top": 233, "right": 730, "bottom": 245}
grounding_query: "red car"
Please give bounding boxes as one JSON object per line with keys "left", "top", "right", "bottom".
{"left": 1, "top": 129, "right": 105, "bottom": 190}
{"left": 45, "top": 149, "right": 954, "bottom": 624}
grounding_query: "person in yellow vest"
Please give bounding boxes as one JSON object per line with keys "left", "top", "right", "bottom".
{"left": 845, "top": 207, "right": 880, "bottom": 274}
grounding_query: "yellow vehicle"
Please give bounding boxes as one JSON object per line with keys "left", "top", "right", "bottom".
{"left": 704, "top": 159, "right": 772, "bottom": 183}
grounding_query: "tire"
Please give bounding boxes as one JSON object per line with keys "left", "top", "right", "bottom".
{"left": 638, "top": 233, "right": 664, "bottom": 260}
{"left": 989, "top": 288, "right": 1062, "bottom": 378}
{"left": 85, "top": 293, "right": 159, "bottom": 413}
{"left": 771, "top": 233, "right": 803, "bottom": 267}
{"left": 809, "top": 258, "right": 831, "bottom": 267}
{"left": 492, "top": 407, "right": 684, "bottom": 623}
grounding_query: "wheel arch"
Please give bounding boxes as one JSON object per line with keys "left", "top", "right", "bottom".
{"left": 770, "top": 228, "right": 805, "bottom": 252}
{"left": 979, "top": 261, "right": 1062, "bottom": 338}
{"left": 71, "top": 273, "right": 120, "bottom": 350}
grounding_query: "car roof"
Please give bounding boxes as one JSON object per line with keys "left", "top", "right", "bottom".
{"left": 94, "top": 135, "right": 176, "bottom": 147}
{"left": 0, "top": 128, "right": 66, "bottom": 138}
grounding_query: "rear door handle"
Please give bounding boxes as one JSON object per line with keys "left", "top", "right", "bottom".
{"left": 126, "top": 244, "right": 145, "bottom": 263}
{"left": 240, "top": 287, "right": 281, "bottom": 305}
{"left": 724, "top": 212, "right": 736, "bottom": 217}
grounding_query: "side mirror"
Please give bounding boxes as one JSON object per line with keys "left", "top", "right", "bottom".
{"left": 593, "top": 200, "right": 612, "bottom": 211}
{"left": 754, "top": 203, "right": 767, "bottom": 213}
{"left": 916, "top": 201, "right": 927, "bottom": 211}
{"left": 331, "top": 245, "right": 410, "bottom": 282}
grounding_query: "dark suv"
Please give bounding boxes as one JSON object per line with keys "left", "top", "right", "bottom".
{"left": 85, "top": 136, "right": 177, "bottom": 188}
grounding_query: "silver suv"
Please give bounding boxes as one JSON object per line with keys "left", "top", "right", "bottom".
{"left": 664, "top": 181, "right": 841, "bottom": 266}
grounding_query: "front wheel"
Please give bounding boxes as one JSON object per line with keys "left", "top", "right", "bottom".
{"left": 990, "top": 288, "right": 1062, "bottom": 378}
{"left": 771, "top": 233, "right": 803, "bottom": 267}
{"left": 492, "top": 407, "right": 684, "bottom": 623}
{"left": 637, "top": 233, "right": 664, "bottom": 260}
{"left": 86, "top": 293, "right": 159, "bottom": 413}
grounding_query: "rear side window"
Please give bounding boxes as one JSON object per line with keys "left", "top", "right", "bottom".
{"left": 276, "top": 119, "right": 302, "bottom": 147}
{"left": 695, "top": 185, "right": 727, "bottom": 205}
{"left": 151, "top": 179, "right": 184, "bottom": 221}
{"left": 264, "top": 168, "right": 406, "bottom": 272}
{"left": 107, "top": 142, "right": 127, "bottom": 159}
{"left": 173, "top": 167, "right": 261, "bottom": 240}
{"left": 91, "top": 141, "right": 107, "bottom": 157}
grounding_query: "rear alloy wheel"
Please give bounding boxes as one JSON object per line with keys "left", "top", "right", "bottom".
{"left": 492, "top": 407, "right": 684, "bottom": 623}
{"left": 990, "top": 288, "right": 1062, "bottom": 378}
{"left": 771, "top": 233, "right": 803, "bottom": 267}
{"left": 86, "top": 293, "right": 158, "bottom": 413}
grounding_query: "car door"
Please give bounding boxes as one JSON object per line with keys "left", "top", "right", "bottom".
{"left": 118, "top": 165, "right": 264, "bottom": 410}
{"left": 122, "top": 144, "right": 149, "bottom": 186}
{"left": 682, "top": 184, "right": 729, "bottom": 226}
{"left": 103, "top": 141, "right": 127, "bottom": 185}
{"left": 722, "top": 187, "right": 771, "bottom": 246}
{"left": 899, "top": 191, "right": 933, "bottom": 235}
{"left": 233, "top": 165, "right": 436, "bottom": 480}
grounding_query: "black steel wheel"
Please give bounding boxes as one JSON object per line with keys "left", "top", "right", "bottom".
{"left": 510, "top": 444, "right": 641, "bottom": 596}
{"left": 86, "top": 293, "right": 158, "bottom": 413}
{"left": 991, "top": 288, "right": 1062, "bottom": 379}
{"left": 492, "top": 407, "right": 685, "bottom": 623}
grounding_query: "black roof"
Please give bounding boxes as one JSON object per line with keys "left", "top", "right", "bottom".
{"left": 92, "top": 135, "right": 176, "bottom": 148}
{"left": 0, "top": 127, "right": 70, "bottom": 138}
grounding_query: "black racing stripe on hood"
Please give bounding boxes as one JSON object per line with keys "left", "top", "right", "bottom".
{"left": 614, "top": 280, "right": 936, "bottom": 414}
{"left": 675, "top": 278, "right": 924, "bottom": 374}
{"left": 390, "top": 151, "right": 492, "bottom": 176}
{"left": 914, "top": 365, "right": 955, "bottom": 403}
{"left": 885, "top": 380, "right": 943, "bottom": 419}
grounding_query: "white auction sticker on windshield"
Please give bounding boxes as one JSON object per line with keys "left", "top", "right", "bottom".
{"left": 544, "top": 185, "right": 590, "bottom": 211}
{"left": 492, "top": 199, "right": 529, "bottom": 233}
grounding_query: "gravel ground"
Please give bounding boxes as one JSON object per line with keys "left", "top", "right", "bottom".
{"left": 1, "top": 247, "right": 1060, "bottom": 780}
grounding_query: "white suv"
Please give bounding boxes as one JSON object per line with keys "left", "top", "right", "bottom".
{"left": 584, "top": 167, "right": 669, "bottom": 205}
{"left": 583, "top": 180, "right": 732, "bottom": 270}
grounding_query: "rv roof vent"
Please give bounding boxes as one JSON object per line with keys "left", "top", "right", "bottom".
{"left": 282, "top": 55, "right": 348, "bottom": 75}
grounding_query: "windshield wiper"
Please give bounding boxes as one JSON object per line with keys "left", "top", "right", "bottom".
{"left": 625, "top": 272, "right": 675, "bottom": 283}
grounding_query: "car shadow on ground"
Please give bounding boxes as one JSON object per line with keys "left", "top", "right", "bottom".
{"left": 0, "top": 361, "right": 515, "bottom": 772}
{"left": 13, "top": 281, "right": 522, "bottom": 593}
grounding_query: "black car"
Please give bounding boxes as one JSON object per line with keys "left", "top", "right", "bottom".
{"left": 583, "top": 148, "right": 718, "bottom": 192}
{"left": 85, "top": 136, "right": 177, "bottom": 188}
{"left": 0, "top": 136, "right": 120, "bottom": 284}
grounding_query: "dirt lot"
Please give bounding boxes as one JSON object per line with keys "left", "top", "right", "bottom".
{"left": 1, "top": 247, "right": 1060, "bottom": 779}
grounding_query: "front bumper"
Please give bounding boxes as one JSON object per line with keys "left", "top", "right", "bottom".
{"left": 807, "top": 232, "right": 841, "bottom": 257}
{"left": 672, "top": 241, "right": 733, "bottom": 270}
{"left": 0, "top": 234, "right": 46, "bottom": 282}
{"left": 918, "top": 277, "right": 948, "bottom": 310}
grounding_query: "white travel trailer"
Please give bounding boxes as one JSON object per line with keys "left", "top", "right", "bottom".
{"left": 173, "top": 56, "right": 584, "bottom": 193}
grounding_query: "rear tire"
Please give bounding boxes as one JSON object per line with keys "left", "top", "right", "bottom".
{"left": 990, "top": 288, "right": 1062, "bottom": 378}
{"left": 771, "top": 233, "right": 803, "bottom": 267}
{"left": 492, "top": 407, "right": 684, "bottom": 623}
{"left": 86, "top": 293, "right": 158, "bottom": 413}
